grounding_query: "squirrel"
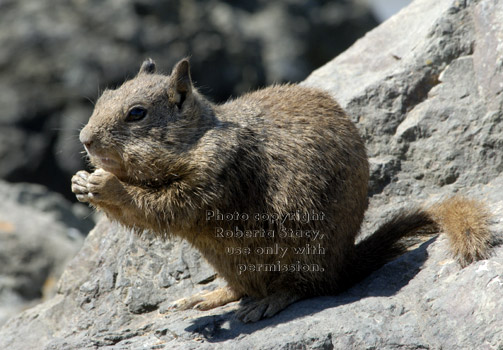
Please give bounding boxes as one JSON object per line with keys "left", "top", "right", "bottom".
{"left": 72, "top": 58, "right": 496, "bottom": 323}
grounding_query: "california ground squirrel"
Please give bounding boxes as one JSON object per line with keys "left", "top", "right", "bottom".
{"left": 72, "top": 58, "right": 495, "bottom": 323}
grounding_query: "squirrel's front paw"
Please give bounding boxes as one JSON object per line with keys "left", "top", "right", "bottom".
{"left": 72, "top": 170, "right": 92, "bottom": 203}
{"left": 72, "top": 169, "right": 123, "bottom": 204}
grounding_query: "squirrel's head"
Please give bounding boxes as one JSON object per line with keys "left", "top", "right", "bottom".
{"left": 80, "top": 58, "right": 213, "bottom": 183}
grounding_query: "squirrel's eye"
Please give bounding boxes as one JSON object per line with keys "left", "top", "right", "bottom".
{"left": 126, "top": 106, "right": 147, "bottom": 122}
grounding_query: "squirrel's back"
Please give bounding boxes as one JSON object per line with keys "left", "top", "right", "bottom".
{"left": 216, "top": 84, "right": 369, "bottom": 219}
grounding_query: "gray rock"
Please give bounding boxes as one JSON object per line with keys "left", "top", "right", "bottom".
{"left": 0, "top": 180, "right": 87, "bottom": 327}
{"left": 0, "top": 181, "right": 96, "bottom": 234}
{"left": 1, "top": 0, "right": 503, "bottom": 349}
{"left": 304, "top": 0, "right": 503, "bottom": 201}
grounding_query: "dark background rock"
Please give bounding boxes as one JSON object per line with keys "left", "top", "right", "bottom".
{"left": 1, "top": 0, "right": 503, "bottom": 349}
{"left": 0, "top": 0, "right": 378, "bottom": 202}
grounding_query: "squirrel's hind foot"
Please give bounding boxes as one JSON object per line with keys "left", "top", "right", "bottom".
{"left": 169, "top": 286, "right": 241, "bottom": 311}
{"left": 236, "top": 292, "right": 301, "bottom": 323}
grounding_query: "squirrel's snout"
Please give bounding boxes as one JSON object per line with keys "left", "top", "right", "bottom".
{"left": 80, "top": 127, "right": 94, "bottom": 153}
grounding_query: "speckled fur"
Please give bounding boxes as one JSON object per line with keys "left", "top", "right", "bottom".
{"left": 72, "top": 59, "right": 495, "bottom": 322}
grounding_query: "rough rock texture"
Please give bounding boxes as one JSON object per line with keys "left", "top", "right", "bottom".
{"left": 0, "top": 180, "right": 92, "bottom": 327}
{"left": 1, "top": 0, "right": 503, "bottom": 349}
{"left": 0, "top": 0, "right": 376, "bottom": 200}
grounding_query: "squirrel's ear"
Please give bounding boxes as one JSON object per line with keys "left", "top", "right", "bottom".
{"left": 169, "top": 58, "right": 192, "bottom": 109}
{"left": 138, "top": 58, "right": 156, "bottom": 75}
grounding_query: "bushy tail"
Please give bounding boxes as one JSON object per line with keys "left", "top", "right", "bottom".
{"left": 345, "top": 196, "right": 495, "bottom": 288}
{"left": 427, "top": 196, "right": 494, "bottom": 267}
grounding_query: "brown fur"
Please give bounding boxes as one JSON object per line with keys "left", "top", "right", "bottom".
{"left": 428, "top": 196, "right": 494, "bottom": 267}
{"left": 72, "top": 59, "right": 495, "bottom": 322}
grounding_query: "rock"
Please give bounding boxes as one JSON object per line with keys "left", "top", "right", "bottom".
{"left": 0, "top": 180, "right": 89, "bottom": 327}
{"left": 1, "top": 0, "right": 503, "bottom": 349}
{"left": 0, "top": 0, "right": 377, "bottom": 201}
{"left": 305, "top": 0, "right": 503, "bottom": 201}
{"left": 0, "top": 181, "right": 96, "bottom": 234}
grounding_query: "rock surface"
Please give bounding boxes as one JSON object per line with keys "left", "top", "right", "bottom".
{"left": 0, "top": 0, "right": 377, "bottom": 200}
{"left": 1, "top": 0, "right": 503, "bottom": 349}
{"left": 0, "top": 180, "right": 92, "bottom": 327}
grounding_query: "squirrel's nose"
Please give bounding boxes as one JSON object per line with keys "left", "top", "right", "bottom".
{"left": 80, "top": 127, "right": 94, "bottom": 152}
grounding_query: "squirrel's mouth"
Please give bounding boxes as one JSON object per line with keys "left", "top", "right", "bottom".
{"left": 95, "top": 156, "right": 127, "bottom": 180}
{"left": 97, "top": 156, "right": 120, "bottom": 168}
{"left": 85, "top": 148, "right": 128, "bottom": 180}
{"left": 88, "top": 153, "right": 121, "bottom": 171}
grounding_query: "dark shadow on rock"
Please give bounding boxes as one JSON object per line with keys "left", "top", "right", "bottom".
{"left": 183, "top": 237, "right": 436, "bottom": 342}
